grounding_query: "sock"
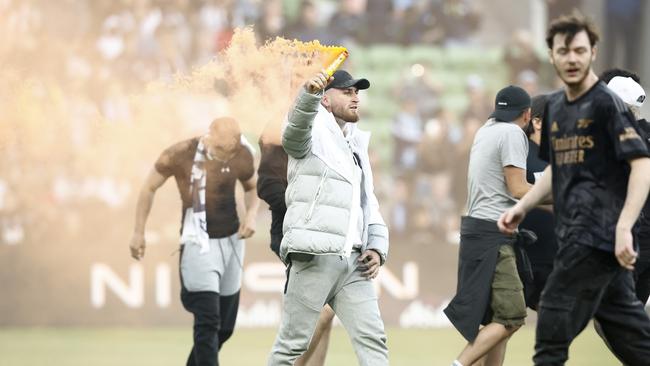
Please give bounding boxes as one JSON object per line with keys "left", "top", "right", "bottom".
{"left": 452, "top": 361, "right": 464, "bottom": 366}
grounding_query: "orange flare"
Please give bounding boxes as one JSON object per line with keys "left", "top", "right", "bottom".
{"left": 324, "top": 50, "right": 349, "bottom": 77}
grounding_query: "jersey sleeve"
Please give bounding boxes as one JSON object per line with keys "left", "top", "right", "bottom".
{"left": 604, "top": 97, "right": 649, "bottom": 161}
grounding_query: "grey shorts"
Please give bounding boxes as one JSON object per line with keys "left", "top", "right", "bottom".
{"left": 180, "top": 233, "right": 244, "bottom": 296}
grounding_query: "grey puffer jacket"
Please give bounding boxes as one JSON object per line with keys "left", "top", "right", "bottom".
{"left": 280, "top": 89, "right": 389, "bottom": 264}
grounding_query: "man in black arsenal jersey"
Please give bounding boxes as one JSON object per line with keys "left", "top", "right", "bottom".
{"left": 498, "top": 14, "right": 650, "bottom": 366}
{"left": 129, "top": 117, "right": 260, "bottom": 366}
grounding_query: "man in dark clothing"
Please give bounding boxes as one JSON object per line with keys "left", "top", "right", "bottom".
{"left": 520, "top": 95, "right": 558, "bottom": 309}
{"left": 592, "top": 68, "right": 650, "bottom": 364}
{"left": 257, "top": 139, "right": 288, "bottom": 258}
{"left": 129, "top": 117, "right": 260, "bottom": 366}
{"left": 499, "top": 14, "right": 650, "bottom": 365}
{"left": 601, "top": 69, "right": 650, "bottom": 306}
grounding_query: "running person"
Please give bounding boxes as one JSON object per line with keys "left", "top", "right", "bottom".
{"left": 129, "top": 117, "right": 260, "bottom": 366}
{"left": 498, "top": 14, "right": 650, "bottom": 365}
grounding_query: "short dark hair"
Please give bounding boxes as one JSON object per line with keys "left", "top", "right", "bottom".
{"left": 546, "top": 12, "right": 599, "bottom": 50}
{"left": 599, "top": 68, "right": 641, "bottom": 84}
{"left": 525, "top": 94, "right": 549, "bottom": 137}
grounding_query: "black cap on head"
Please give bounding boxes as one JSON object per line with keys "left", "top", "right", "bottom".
{"left": 325, "top": 70, "right": 370, "bottom": 91}
{"left": 490, "top": 85, "right": 532, "bottom": 122}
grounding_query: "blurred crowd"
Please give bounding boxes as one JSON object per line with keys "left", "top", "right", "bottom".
{"left": 1, "top": 0, "right": 485, "bottom": 91}
{"left": 0, "top": 0, "right": 646, "bottom": 248}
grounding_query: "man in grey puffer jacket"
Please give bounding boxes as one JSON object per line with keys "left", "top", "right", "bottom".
{"left": 267, "top": 69, "right": 389, "bottom": 366}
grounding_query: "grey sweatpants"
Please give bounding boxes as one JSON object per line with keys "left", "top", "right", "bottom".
{"left": 268, "top": 252, "right": 388, "bottom": 366}
{"left": 180, "top": 233, "right": 244, "bottom": 296}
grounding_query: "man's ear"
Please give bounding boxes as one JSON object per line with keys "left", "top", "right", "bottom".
{"left": 321, "top": 93, "right": 330, "bottom": 109}
{"left": 548, "top": 49, "right": 554, "bottom": 65}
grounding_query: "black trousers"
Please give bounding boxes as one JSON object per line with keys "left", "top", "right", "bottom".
{"left": 528, "top": 262, "right": 554, "bottom": 311}
{"left": 534, "top": 243, "right": 650, "bottom": 366}
{"left": 181, "top": 287, "right": 240, "bottom": 366}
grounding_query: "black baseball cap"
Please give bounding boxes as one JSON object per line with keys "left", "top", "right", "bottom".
{"left": 490, "top": 85, "right": 531, "bottom": 122}
{"left": 325, "top": 70, "right": 370, "bottom": 91}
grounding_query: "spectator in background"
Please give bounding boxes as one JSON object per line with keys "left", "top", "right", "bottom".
{"left": 418, "top": 113, "right": 451, "bottom": 178}
{"left": 255, "top": 0, "right": 285, "bottom": 44}
{"left": 462, "top": 74, "right": 492, "bottom": 122}
{"left": 328, "top": 0, "right": 368, "bottom": 45}
{"left": 451, "top": 116, "right": 482, "bottom": 214}
{"left": 397, "top": 63, "right": 442, "bottom": 120}
{"left": 398, "top": 0, "right": 444, "bottom": 45}
{"left": 603, "top": 0, "right": 643, "bottom": 72}
{"left": 503, "top": 30, "right": 541, "bottom": 84}
{"left": 284, "top": 0, "right": 334, "bottom": 44}
{"left": 418, "top": 114, "right": 457, "bottom": 239}
{"left": 545, "top": 0, "right": 583, "bottom": 22}
{"left": 365, "top": 0, "right": 395, "bottom": 44}
{"left": 434, "top": 0, "right": 481, "bottom": 46}
{"left": 96, "top": 16, "right": 127, "bottom": 62}
{"left": 517, "top": 69, "right": 540, "bottom": 96}
{"left": 390, "top": 176, "right": 410, "bottom": 236}
{"left": 391, "top": 98, "right": 423, "bottom": 179}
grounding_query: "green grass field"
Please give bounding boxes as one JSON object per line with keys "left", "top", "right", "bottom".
{"left": 0, "top": 324, "right": 619, "bottom": 365}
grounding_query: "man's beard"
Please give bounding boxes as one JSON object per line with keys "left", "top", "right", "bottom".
{"left": 333, "top": 106, "right": 359, "bottom": 122}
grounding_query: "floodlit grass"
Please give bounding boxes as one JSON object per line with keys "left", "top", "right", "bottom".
{"left": 0, "top": 325, "right": 619, "bottom": 365}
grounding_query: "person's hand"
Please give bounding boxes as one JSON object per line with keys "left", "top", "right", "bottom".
{"left": 497, "top": 205, "right": 526, "bottom": 235}
{"left": 238, "top": 214, "right": 256, "bottom": 239}
{"left": 129, "top": 233, "right": 146, "bottom": 260}
{"left": 615, "top": 226, "right": 637, "bottom": 270}
{"left": 358, "top": 250, "right": 381, "bottom": 279}
{"left": 303, "top": 70, "right": 332, "bottom": 94}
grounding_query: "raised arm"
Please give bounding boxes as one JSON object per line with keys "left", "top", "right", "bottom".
{"left": 282, "top": 71, "right": 331, "bottom": 159}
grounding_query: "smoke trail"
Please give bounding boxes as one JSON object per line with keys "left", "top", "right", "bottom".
{"left": 0, "top": 27, "right": 348, "bottom": 241}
